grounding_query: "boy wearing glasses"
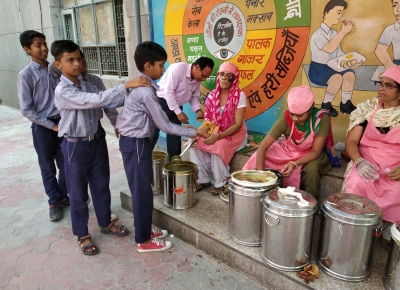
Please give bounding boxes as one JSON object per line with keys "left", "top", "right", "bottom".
{"left": 150, "top": 57, "right": 214, "bottom": 160}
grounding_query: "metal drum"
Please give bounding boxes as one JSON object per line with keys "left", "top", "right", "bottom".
{"left": 317, "top": 193, "right": 382, "bottom": 281}
{"left": 383, "top": 224, "right": 400, "bottom": 290}
{"left": 163, "top": 157, "right": 198, "bottom": 209}
{"left": 261, "top": 188, "right": 317, "bottom": 271}
{"left": 228, "top": 179, "right": 271, "bottom": 246}
{"left": 264, "top": 168, "right": 283, "bottom": 188}
{"left": 152, "top": 151, "right": 168, "bottom": 195}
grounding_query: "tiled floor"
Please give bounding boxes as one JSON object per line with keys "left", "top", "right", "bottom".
{"left": 0, "top": 105, "right": 267, "bottom": 290}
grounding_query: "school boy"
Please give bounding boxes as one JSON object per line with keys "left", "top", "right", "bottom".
{"left": 17, "top": 30, "right": 68, "bottom": 222}
{"left": 115, "top": 41, "right": 210, "bottom": 252}
{"left": 51, "top": 40, "right": 149, "bottom": 255}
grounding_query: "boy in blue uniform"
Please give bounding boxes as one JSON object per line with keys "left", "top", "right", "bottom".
{"left": 116, "top": 41, "right": 210, "bottom": 252}
{"left": 51, "top": 40, "right": 149, "bottom": 255}
{"left": 17, "top": 30, "right": 68, "bottom": 222}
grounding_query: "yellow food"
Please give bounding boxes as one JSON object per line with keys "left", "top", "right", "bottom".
{"left": 350, "top": 59, "right": 358, "bottom": 66}
{"left": 199, "top": 120, "right": 219, "bottom": 134}
{"left": 346, "top": 60, "right": 353, "bottom": 67}
{"left": 340, "top": 60, "right": 346, "bottom": 67}
{"left": 345, "top": 53, "right": 353, "bottom": 60}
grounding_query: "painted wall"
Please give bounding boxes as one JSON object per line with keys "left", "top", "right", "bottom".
{"left": 151, "top": 0, "right": 399, "bottom": 142}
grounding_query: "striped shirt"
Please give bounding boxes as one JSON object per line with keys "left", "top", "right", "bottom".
{"left": 17, "top": 61, "right": 59, "bottom": 129}
{"left": 83, "top": 74, "right": 119, "bottom": 127}
{"left": 116, "top": 74, "right": 197, "bottom": 138}
{"left": 157, "top": 62, "right": 201, "bottom": 115}
{"left": 54, "top": 75, "right": 126, "bottom": 137}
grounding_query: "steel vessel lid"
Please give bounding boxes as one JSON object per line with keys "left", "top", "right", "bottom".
{"left": 228, "top": 178, "right": 271, "bottom": 197}
{"left": 262, "top": 188, "right": 317, "bottom": 217}
{"left": 321, "top": 193, "right": 382, "bottom": 226}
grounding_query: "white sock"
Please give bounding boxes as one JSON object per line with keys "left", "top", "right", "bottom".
{"left": 341, "top": 91, "right": 352, "bottom": 104}
{"left": 323, "top": 91, "right": 335, "bottom": 103}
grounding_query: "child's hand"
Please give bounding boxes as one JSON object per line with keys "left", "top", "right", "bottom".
{"left": 51, "top": 124, "right": 59, "bottom": 132}
{"left": 125, "top": 76, "right": 151, "bottom": 89}
{"left": 196, "top": 126, "right": 210, "bottom": 139}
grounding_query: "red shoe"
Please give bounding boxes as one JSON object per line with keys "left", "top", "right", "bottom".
{"left": 137, "top": 238, "right": 172, "bottom": 252}
{"left": 151, "top": 229, "right": 168, "bottom": 239}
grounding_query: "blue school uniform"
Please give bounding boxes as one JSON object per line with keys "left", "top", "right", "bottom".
{"left": 17, "top": 61, "right": 67, "bottom": 205}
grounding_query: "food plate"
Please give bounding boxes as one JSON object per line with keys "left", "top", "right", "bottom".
{"left": 231, "top": 170, "right": 278, "bottom": 188}
{"left": 370, "top": 66, "right": 385, "bottom": 82}
{"left": 326, "top": 51, "right": 366, "bottom": 72}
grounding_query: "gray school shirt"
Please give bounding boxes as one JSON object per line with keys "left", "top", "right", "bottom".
{"left": 54, "top": 75, "right": 127, "bottom": 137}
{"left": 17, "top": 61, "right": 59, "bottom": 129}
{"left": 115, "top": 74, "right": 197, "bottom": 139}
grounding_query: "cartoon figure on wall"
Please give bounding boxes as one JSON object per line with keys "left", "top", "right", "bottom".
{"left": 309, "top": 0, "right": 364, "bottom": 117}
{"left": 375, "top": 0, "right": 400, "bottom": 68}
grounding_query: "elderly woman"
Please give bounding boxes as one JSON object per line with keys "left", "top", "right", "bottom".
{"left": 190, "top": 62, "right": 247, "bottom": 202}
{"left": 342, "top": 66, "right": 400, "bottom": 241}
{"left": 243, "top": 86, "right": 339, "bottom": 198}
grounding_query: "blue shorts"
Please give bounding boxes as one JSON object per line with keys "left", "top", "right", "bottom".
{"left": 393, "top": 59, "right": 400, "bottom": 65}
{"left": 309, "top": 61, "right": 354, "bottom": 86}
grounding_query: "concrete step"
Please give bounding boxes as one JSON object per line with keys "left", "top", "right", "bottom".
{"left": 120, "top": 186, "right": 388, "bottom": 290}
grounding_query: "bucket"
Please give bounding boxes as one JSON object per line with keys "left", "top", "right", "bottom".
{"left": 317, "top": 193, "right": 382, "bottom": 281}
{"left": 152, "top": 151, "right": 168, "bottom": 195}
{"left": 383, "top": 224, "right": 400, "bottom": 290}
{"left": 261, "top": 188, "right": 317, "bottom": 271}
{"left": 228, "top": 179, "right": 272, "bottom": 246}
{"left": 163, "top": 156, "right": 198, "bottom": 209}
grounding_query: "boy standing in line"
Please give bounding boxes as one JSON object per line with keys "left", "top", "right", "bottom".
{"left": 116, "top": 41, "right": 210, "bottom": 252}
{"left": 51, "top": 40, "right": 148, "bottom": 255}
{"left": 17, "top": 30, "right": 68, "bottom": 222}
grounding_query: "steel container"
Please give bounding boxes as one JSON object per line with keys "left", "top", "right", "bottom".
{"left": 163, "top": 159, "right": 198, "bottom": 209}
{"left": 264, "top": 168, "right": 283, "bottom": 188}
{"left": 228, "top": 179, "right": 272, "bottom": 246}
{"left": 383, "top": 224, "right": 400, "bottom": 290}
{"left": 261, "top": 188, "right": 317, "bottom": 271}
{"left": 317, "top": 193, "right": 382, "bottom": 281}
{"left": 152, "top": 151, "right": 168, "bottom": 195}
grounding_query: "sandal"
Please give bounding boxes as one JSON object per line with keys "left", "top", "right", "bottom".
{"left": 197, "top": 182, "right": 212, "bottom": 191}
{"left": 100, "top": 218, "right": 129, "bottom": 237}
{"left": 210, "top": 184, "right": 229, "bottom": 199}
{"left": 78, "top": 235, "right": 99, "bottom": 256}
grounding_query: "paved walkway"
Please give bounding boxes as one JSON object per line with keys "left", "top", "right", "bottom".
{"left": 0, "top": 105, "right": 267, "bottom": 290}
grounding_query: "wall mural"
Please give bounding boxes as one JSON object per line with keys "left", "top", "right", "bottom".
{"left": 163, "top": 0, "right": 311, "bottom": 120}
{"left": 153, "top": 0, "right": 400, "bottom": 141}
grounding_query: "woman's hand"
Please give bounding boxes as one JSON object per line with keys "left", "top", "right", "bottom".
{"left": 204, "top": 133, "right": 219, "bottom": 145}
{"left": 386, "top": 166, "right": 400, "bottom": 181}
{"left": 356, "top": 159, "right": 380, "bottom": 182}
{"left": 280, "top": 162, "right": 297, "bottom": 177}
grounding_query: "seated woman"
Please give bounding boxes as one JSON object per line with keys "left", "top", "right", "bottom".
{"left": 190, "top": 62, "right": 247, "bottom": 203}
{"left": 243, "top": 86, "right": 340, "bottom": 198}
{"left": 342, "top": 66, "right": 400, "bottom": 242}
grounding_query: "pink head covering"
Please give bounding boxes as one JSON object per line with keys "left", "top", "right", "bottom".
{"left": 287, "top": 86, "right": 315, "bottom": 114}
{"left": 381, "top": 66, "right": 400, "bottom": 84}
{"left": 219, "top": 62, "right": 238, "bottom": 74}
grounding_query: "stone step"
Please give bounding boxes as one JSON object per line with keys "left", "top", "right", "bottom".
{"left": 120, "top": 186, "right": 388, "bottom": 290}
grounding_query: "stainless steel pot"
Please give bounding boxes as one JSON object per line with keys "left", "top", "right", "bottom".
{"left": 163, "top": 156, "right": 198, "bottom": 209}
{"left": 228, "top": 179, "right": 272, "bottom": 246}
{"left": 152, "top": 151, "right": 168, "bottom": 195}
{"left": 261, "top": 188, "right": 317, "bottom": 271}
{"left": 383, "top": 224, "right": 400, "bottom": 290}
{"left": 264, "top": 168, "right": 283, "bottom": 188}
{"left": 317, "top": 193, "right": 382, "bottom": 282}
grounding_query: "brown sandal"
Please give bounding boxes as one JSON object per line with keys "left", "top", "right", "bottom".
{"left": 210, "top": 184, "right": 229, "bottom": 196}
{"left": 78, "top": 235, "right": 99, "bottom": 256}
{"left": 100, "top": 218, "right": 129, "bottom": 237}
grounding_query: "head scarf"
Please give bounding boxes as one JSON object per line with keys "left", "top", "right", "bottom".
{"left": 204, "top": 62, "right": 241, "bottom": 133}
{"left": 381, "top": 66, "right": 400, "bottom": 84}
{"left": 287, "top": 86, "right": 315, "bottom": 114}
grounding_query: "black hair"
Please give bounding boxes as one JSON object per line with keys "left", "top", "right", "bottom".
{"left": 323, "top": 0, "right": 348, "bottom": 16}
{"left": 134, "top": 41, "right": 167, "bottom": 72}
{"left": 193, "top": 56, "right": 214, "bottom": 70}
{"left": 19, "top": 30, "right": 46, "bottom": 48}
{"left": 50, "top": 40, "right": 80, "bottom": 61}
{"left": 79, "top": 49, "right": 85, "bottom": 59}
